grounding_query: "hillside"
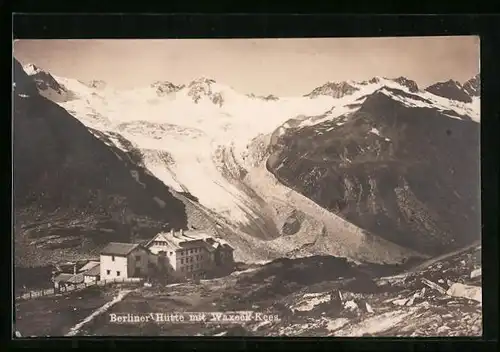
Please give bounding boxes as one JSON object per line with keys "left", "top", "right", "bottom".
{"left": 266, "top": 86, "right": 480, "bottom": 255}
{"left": 15, "top": 243, "right": 481, "bottom": 337}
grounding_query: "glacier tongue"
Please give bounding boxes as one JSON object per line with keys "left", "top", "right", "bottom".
{"left": 55, "top": 79, "right": 336, "bottom": 226}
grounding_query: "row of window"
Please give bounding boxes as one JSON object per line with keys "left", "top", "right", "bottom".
{"left": 111, "top": 255, "right": 143, "bottom": 262}
{"left": 152, "top": 241, "right": 168, "bottom": 246}
{"left": 106, "top": 270, "right": 121, "bottom": 276}
{"left": 111, "top": 248, "right": 204, "bottom": 262}
{"left": 105, "top": 267, "right": 141, "bottom": 276}
{"left": 179, "top": 248, "right": 202, "bottom": 256}
{"left": 181, "top": 264, "right": 200, "bottom": 272}
{"left": 151, "top": 242, "right": 202, "bottom": 255}
{"left": 180, "top": 255, "right": 203, "bottom": 264}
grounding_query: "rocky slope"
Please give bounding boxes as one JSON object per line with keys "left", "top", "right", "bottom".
{"left": 13, "top": 59, "right": 191, "bottom": 267}
{"left": 425, "top": 78, "right": 477, "bottom": 103}
{"left": 463, "top": 74, "right": 480, "bottom": 97}
{"left": 266, "top": 85, "right": 480, "bottom": 256}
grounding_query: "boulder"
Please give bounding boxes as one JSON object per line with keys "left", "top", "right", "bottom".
{"left": 406, "top": 297, "right": 415, "bottom": 306}
{"left": 393, "top": 298, "right": 409, "bottom": 306}
{"left": 470, "top": 268, "right": 482, "bottom": 279}
{"left": 446, "top": 283, "right": 482, "bottom": 303}
{"left": 281, "top": 211, "right": 301, "bottom": 236}
{"left": 343, "top": 300, "right": 359, "bottom": 311}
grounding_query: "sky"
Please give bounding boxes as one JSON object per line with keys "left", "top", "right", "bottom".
{"left": 13, "top": 37, "right": 480, "bottom": 97}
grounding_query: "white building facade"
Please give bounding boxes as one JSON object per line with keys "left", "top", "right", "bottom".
{"left": 146, "top": 230, "right": 232, "bottom": 280}
{"left": 100, "top": 242, "right": 151, "bottom": 281}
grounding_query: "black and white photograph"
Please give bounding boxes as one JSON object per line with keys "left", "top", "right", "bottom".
{"left": 13, "top": 37, "right": 481, "bottom": 337}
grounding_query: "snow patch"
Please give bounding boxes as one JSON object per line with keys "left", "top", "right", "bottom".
{"left": 369, "top": 127, "right": 381, "bottom": 136}
{"left": 293, "top": 292, "right": 331, "bottom": 311}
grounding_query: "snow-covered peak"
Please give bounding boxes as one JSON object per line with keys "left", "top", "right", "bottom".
{"left": 390, "top": 77, "right": 419, "bottom": 93}
{"left": 13, "top": 59, "right": 38, "bottom": 97}
{"left": 306, "top": 76, "right": 421, "bottom": 99}
{"left": 183, "top": 77, "right": 234, "bottom": 106}
{"left": 21, "top": 62, "right": 70, "bottom": 99}
{"left": 305, "top": 81, "right": 359, "bottom": 99}
{"left": 151, "top": 80, "right": 183, "bottom": 97}
{"left": 188, "top": 76, "right": 217, "bottom": 87}
{"left": 358, "top": 76, "right": 383, "bottom": 85}
{"left": 463, "top": 74, "right": 480, "bottom": 97}
{"left": 283, "top": 75, "right": 479, "bottom": 132}
{"left": 23, "top": 63, "right": 42, "bottom": 76}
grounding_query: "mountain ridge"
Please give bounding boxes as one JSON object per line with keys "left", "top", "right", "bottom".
{"left": 15, "top": 60, "right": 480, "bottom": 267}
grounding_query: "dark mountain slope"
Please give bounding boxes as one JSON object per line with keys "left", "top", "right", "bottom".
{"left": 463, "top": 74, "right": 480, "bottom": 97}
{"left": 266, "top": 89, "right": 480, "bottom": 255}
{"left": 13, "top": 59, "right": 188, "bottom": 267}
{"left": 425, "top": 80, "right": 472, "bottom": 103}
{"left": 22, "top": 63, "right": 75, "bottom": 102}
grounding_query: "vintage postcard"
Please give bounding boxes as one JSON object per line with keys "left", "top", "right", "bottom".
{"left": 13, "top": 37, "right": 481, "bottom": 337}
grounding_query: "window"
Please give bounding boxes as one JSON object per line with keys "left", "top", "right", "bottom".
{"left": 111, "top": 256, "right": 115, "bottom": 261}
{"left": 117, "top": 271, "right": 121, "bottom": 276}
{"left": 181, "top": 259, "right": 184, "bottom": 264}
{"left": 196, "top": 255, "right": 199, "bottom": 260}
{"left": 200, "top": 255, "right": 203, "bottom": 260}
{"left": 190, "top": 265, "right": 193, "bottom": 271}
{"left": 169, "top": 251, "right": 173, "bottom": 255}
{"left": 106, "top": 270, "right": 111, "bottom": 275}
{"left": 135, "top": 255, "right": 141, "bottom": 261}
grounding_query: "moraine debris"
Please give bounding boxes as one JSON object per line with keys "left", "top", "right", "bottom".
{"left": 446, "top": 283, "right": 482, "bottom": 303}
{"left": 421, "top": 278, "right": 447, "bottom": 295}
